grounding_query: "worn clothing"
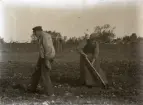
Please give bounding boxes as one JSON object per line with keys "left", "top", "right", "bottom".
{"left": 80, "top": 54, "right": 100, "bottom": 86}
{"left": 80, "top": 53, "right": 108, "bottom": 86}
{"left": 38, "top": 31, "right": 55, "bottom": 60}
{"left": 30, "top": 57, "right": 53, "bottom": 95}
{"left": 30, "top": 31, "right": 55, "bottom": 95}
{"left": 80, "top": 41, "right": 101, "bottom": 86}
{"left": 83, "top": 42, "right": 96, "bottom": 54}
{"left": 83, "top": 40, "right": 99, "bottom": 60}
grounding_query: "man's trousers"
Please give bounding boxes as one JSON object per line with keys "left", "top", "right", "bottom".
{"left": 30, "top": 57, "right": 53, "bottom": 95}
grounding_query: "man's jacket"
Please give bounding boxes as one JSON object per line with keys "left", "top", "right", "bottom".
{"left": 38, "top": 31, "right": 55, "bottom": 60}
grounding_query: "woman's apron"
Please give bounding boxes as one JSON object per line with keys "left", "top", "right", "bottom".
{"left": 80, "top": 53, "right": 100, "bottom": 86}
{"left": 80, "top": 53, "right": 108, "bottom": 86}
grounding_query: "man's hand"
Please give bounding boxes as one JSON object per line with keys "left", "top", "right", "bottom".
{"left": 44, "top": 59, "right": 52, "bottom": 70}
{"left": 50, "top": 59, "right": 54, "bottom": 63}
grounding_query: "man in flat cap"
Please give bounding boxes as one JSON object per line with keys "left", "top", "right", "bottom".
{"left": 28, "top": 26, "right": 55, "bottom": 96}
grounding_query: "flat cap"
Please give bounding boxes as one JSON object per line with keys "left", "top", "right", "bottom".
{"left": 32, "top": 26, "right": 43, "bottom": 31}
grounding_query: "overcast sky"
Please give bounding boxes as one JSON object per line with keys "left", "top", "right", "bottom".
{"left": 0, "top": 0, "right": 142, "bottom": 42}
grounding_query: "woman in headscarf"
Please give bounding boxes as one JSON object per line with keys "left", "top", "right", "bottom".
{"left": 80, "top": 33, "right": 108, "bottom": 88}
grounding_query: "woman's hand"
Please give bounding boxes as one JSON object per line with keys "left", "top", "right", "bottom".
{"left": 91, "top": 58, "right": 95, "bottom": 65}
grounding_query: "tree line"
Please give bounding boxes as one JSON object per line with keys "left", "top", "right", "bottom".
{"left": 0, "top": 24, "right": 141, "bottom": 45}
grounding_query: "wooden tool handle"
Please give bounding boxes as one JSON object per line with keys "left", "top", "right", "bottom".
{"left": 77, "top": 49, "right": 107, "bottom": 86}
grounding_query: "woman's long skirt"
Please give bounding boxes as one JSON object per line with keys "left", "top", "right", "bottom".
{"left": 80, "top": 54, "right": 106, "bottom": 86}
